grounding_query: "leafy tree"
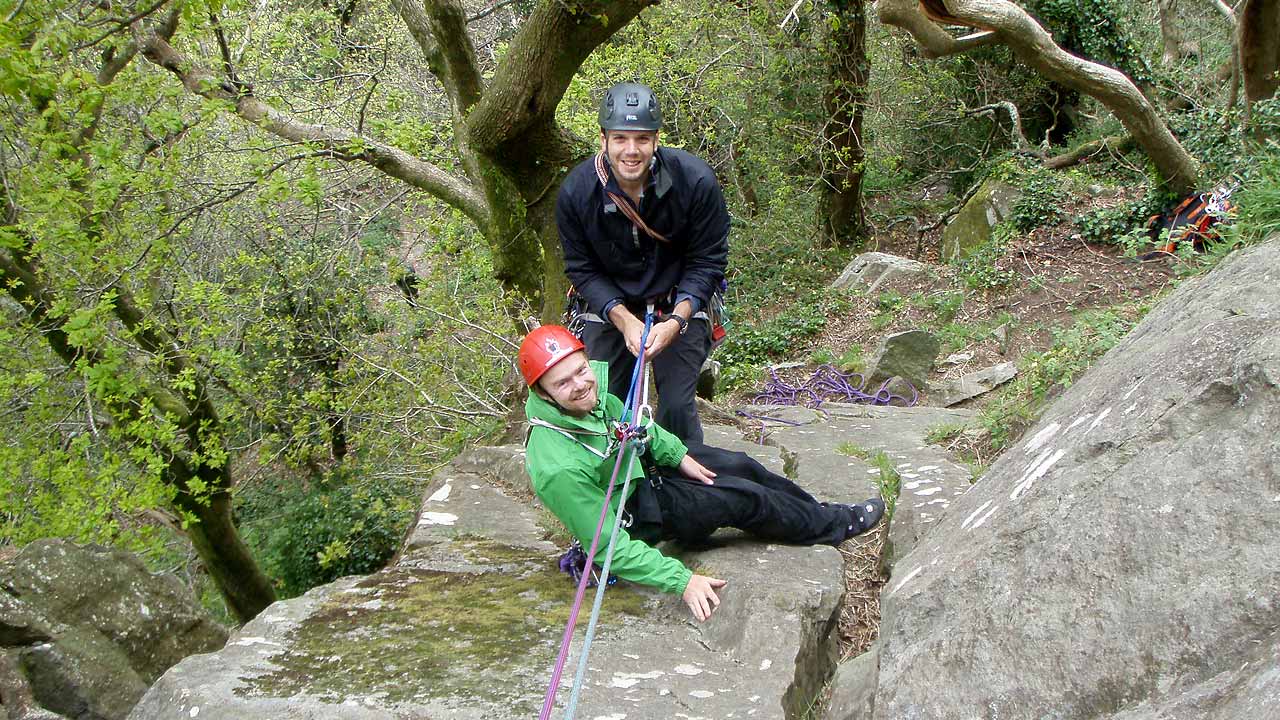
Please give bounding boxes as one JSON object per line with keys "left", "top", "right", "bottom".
{"left": 130, "top": 0, "right": 681, "bottom": 324}
{"left": 879, "top": 0, "right": 1202, "bottom": 194}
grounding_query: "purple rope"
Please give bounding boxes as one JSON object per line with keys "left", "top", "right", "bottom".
{"left": 737, "top": 365, "right": 918, "bottom": 442}
{"left": 750, "top": 364, "right": 918, "bottom": 409}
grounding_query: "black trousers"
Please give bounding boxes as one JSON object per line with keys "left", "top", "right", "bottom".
{"left": 582, "top": 317, "right": 710, "bottom": 444}
{"left": 625, "top": 442, "right": 850, "bottom": 548}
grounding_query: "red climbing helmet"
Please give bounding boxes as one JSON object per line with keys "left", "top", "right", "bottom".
{"left": 518, "top": 325, "right": 585, "bottom": 387}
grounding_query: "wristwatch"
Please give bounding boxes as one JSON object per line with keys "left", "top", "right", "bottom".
{"left": 665, "top": 314, "right": 689, "bottom": 335}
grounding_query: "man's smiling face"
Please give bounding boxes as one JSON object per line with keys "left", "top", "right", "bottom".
{"left": 536, "top": 350, "right": 598, "bottom": 416}
{"left": 600, "top": 129, "right": 658, "bottom": 189}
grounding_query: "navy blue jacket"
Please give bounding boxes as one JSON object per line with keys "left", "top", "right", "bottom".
{"left": 556, "top": 146, "right": 729, "bottom": 318}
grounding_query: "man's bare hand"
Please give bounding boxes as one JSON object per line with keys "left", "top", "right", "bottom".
{"left": 644, "top": 319, "right": 681, "bottom": 357}
{"left": 678, "top": 454, "right": 716, "bottom": 485}
{"left": 682, "top": 574, "right": 727, "bottom": 622}
{"left": 608, "top": 306, "right": 646, "bottom": 356}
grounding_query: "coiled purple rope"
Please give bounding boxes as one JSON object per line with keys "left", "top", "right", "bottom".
{"left": 737, "top": 364, "right": 918, "bottom": 441}
{"left": 750, "top": 364, "right": 918, "bottom": 408}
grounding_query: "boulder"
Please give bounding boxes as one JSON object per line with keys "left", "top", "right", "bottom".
{"left": 831, "top": 253, "right": 928, "bottom": 292}
{"left": 865, "top": 330, "right": 939, "bottom": 388}
{"left": 697, "top": 357, "right": 720, "bottom": 400}
{"left": 0, "top": 541, "right": 229, "bottom": 720}
{"left": 940, "top": 180, "right": 1021, "bottom": 261}
{"left": 930, "top": 361, "right": 1017, "bottom": 406}
{"left": 871, "top": 237, "right": 1280, "bottom": 718}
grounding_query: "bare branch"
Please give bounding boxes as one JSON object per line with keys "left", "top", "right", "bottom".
{"left": 136, "top": 31, "right": 491, "bottom": 228}
{"left": 876, "top": 0, "right": 998, "bottom": 57}
{"left": 878, "top": 0, "right": 1201, "bottom": 193}
{"left": 1044, "top": 134, "right": 1135, "bottom": 169}
{"left": 962, "top": 101, "right": 1033, "bottom": 152}
{"left": 468, "top": 0, "right": 523, "bottom": 23}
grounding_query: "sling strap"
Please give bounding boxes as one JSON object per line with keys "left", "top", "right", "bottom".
{"left": 594, "top": 152, "right": 667, "bottom": 243}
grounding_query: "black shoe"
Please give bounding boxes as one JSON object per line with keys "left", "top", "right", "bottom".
{"left": 842, "top": 498, "right": 885, "bottom": 540}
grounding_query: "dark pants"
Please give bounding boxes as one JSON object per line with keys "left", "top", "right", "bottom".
{"left": 582, "top": 317, "right": 711, "bottom": 444}
{"left": 625, "top": 442, "right": 850, "bottom": 548}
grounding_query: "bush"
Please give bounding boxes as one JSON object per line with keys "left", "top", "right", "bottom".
{"left": 240, "top": 468, "right": 414, "bottom": 598}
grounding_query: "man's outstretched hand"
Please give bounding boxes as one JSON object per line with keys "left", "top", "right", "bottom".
{"left": 682, "top": 574, "right": 727, "bottom": 622}
{"left": 678, "top": 454, "right": 716, "bottom": 485}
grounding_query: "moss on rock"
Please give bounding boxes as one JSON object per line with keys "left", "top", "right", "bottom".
{"left": 239, "top": 539, "right": 652, "bottom": 712}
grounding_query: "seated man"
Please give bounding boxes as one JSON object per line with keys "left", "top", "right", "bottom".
{"left": 520, "top": 325, "right": 885, "bottom": 622}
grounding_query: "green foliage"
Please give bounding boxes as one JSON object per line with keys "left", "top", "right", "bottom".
{"left": 1075, "top": 195, "right": 1162, "bottom": 250}
{"left": 979, "top": 306, "right": 1142, "bottom": 449}
{"left": 952, "top": 226, "right": 1017, "bottom": 290}
{"left": 1010, "top": 172, "right": 1069, "bottom": 232}
{"left": 835, "top": 441, "right": 871, "bottom": 459}
{"left": 239, "top": 467, "right": 412, "bottom": 598}
{"left": 869, "top": 451, "right": 901, "bottom": 521}
{"left": 1227, "top": 146, "right": 1280, "bottom": 245}
{"left": 1024, "top": 0, "right": 1151, "bottom": 84}
{"left": 936, "top": 312, "right": 1015, "bottom": 354}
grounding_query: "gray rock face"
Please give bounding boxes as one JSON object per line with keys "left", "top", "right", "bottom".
{"left": 930, "top": 361, "right": 1017, "bottom": 406}
{"left": 873, "top": 238, "right": 1280, "bottom": 719}
{"left": 697, "top": 357, "right": 721, "bottom": 399}
{"left": 940, "top": 180, "right": 1021, "bottom": 261}
{"left": 0, "top": 540, "right": 228, "bottom": 720}
{"left": 831, "top": 252, "right": 928, "bottom": 292}
{"left": 865, "top": 330, "right": 940, "bottom": 388}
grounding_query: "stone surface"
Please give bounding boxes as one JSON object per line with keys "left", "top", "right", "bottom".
{"left": 825, "top": 648, "right": 877, "bottom": 720}
{"left": 940, "top": 180, "right": 1022, "bottom": 261}
{"left": 930, "top": 361, "right": 1017, "bottom": 406}
{"left": 750, "top": 404, "right": 976, "bottom": 567}
{"left": 0, "top": 540, "right": 228, "bottom": 720}
{"left": 872, "top": 237, "right": 1280, "bottom": 719}
{"left": 132, "top": 442, "right": 852, "bottom": 720}
{"left": 831, "top": 252, "right": 928, "bottom": 292}
{"left": 864, "top": 330, "right": 940, "bottom": 389}
{"left": 697, "top": 357, "right": 721, "bottom": 400}
{"left": 0, "top": 594, "right": 52, "bottom": 647}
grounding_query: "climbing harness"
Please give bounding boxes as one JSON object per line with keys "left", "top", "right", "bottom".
{"left": 1143, "top": 180, "right": 1240, "bottom": 257}
{"left": 538, "top": 310, "right": 657, "bottom": 720}
{"left": 738, "top": 364, "right": 918, "bottom": 442}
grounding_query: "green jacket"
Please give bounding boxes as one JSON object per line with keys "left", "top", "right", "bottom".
{"left": 524, "top": 361, "right": 692, "bottom": 595}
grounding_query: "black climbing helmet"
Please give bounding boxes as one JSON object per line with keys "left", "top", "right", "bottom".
{"left": 598, "top": 82, "right": 663, "bottom": 132}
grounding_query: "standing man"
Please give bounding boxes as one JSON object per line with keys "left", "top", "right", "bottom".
{"left": 556, "top": 81, "right": 729, "bottom": 443}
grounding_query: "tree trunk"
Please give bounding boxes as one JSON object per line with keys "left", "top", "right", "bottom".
{"left": 175, "top": 467, "right": 278, "bottom": 622}
{"left": 1241, "top": 0, "right": 1280, "bottom": 136}
{"left": 821, "top": 0, "right": 870, "bottom": 246}
{"left": 877, "top": 0, "right": 1201, "bottom": 194}
{"left": 1158, "top": 0, "right": 1200, "bottom": 66}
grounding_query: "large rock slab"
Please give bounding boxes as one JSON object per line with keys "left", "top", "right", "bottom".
{"left": 873, "top": 238, "right": 1280, "bottom": 718}
{"left": 1, "top": 540, "right": 228, "bottom": 720}
{"left": 930, "top": 361, "right": 1017, "bottom": 407}
{"left": 133, "top": 444, "right": 847, "bottom": 720}
{"left": 940, "top": 179, "right": 1021, "bottom": 261}
{"left": 864, "top": 330, "right": 939, "bottom": 388}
